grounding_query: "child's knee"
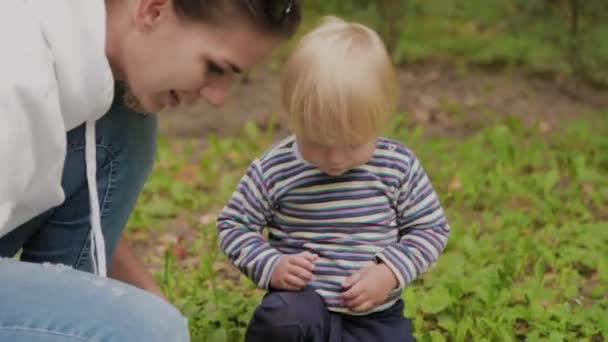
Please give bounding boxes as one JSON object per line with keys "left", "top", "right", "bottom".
{"left": 246, "top": 289, "right": 325, "bottom": 341}
{"left": 253, "top": 290, "right": 320, "bottom": 326}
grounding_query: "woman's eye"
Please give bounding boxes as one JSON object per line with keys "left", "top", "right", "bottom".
{"left": 207, "top": 61, "right": 225, "bottom": 76}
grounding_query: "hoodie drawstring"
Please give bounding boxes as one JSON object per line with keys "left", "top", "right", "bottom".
{"left": 85, "top": 120, "right": 107, "bottom": 277}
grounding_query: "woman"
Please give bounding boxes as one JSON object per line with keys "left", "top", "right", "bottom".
{"left": 0, "top": 0, "right": 300, "bottom": 340}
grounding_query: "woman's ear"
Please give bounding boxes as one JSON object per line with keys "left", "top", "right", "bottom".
{"left": 132, "top": 0, "right": 173, "bottom": 33}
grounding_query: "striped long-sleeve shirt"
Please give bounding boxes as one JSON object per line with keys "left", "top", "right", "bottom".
{"left": 217, "top": 136, "right": 450, "bottom": 315}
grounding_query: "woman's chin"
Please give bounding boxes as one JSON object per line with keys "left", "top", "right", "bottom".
{"left": 123, "top": 88, "right": 151, "bottom": 113}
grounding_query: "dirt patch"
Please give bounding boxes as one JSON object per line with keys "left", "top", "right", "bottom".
{"left": 159, "top": 62, "right": 607, "bottom": 139}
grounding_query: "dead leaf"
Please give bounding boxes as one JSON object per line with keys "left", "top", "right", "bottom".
{"left": 213, "top": 261, "right": 241, "bottom": 281}
{"left": 594, "top": 205, "right": 608, "bottom": 220}
{"left": 175, "top": 164, "right": 200, "bottom": 185}
{"left": 199, "top": 213, "right": 217, "bottom": 226}
{"left": 463, "top": 93, "right": 478, "bottom": 107}
{"left": 227, "top": 150, "right": 243, "bottom": 163}
{"left": 418, "top": 94, "right": 440, "bottom": 110}
{"left": 128, "top": 230, "right": 150, "bottom": 243}
{"left": 171, "top": 243, "right": 187, "bottom": 261}
{"left": 520, "top": 228, "right": 532, "bottom": 236}
{"left": 432, "top": 111, "right": 451, "bottom": 125}
{"left": 510, "top": 197, "right": 531, "bottom": 210}
{"left": 159, "top": 233, "right": 179, "bottom": 245}
{"left": 538, "top": 120, "right": 551, "bottom": 134}
{"left": 180, "top": 256, "right": 199, "bottom": 269}
{"left": 422, "top": 70, "right": 441, "bottom": 83}
{"left": 411, "top": 107, "right": 431, "bottom": 122}
{"left": 448, "top": 176, "right": 462, "bottom": 191}
{"left": 582, "top": 183, "right": 594, "bottom": 196}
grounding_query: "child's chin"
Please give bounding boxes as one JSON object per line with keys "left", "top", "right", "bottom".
{"left": 323, "top": 169, "right": 346, "bottom": 177}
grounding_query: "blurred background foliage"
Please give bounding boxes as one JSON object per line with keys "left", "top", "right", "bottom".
{"left": 298, "top": 0, "right": 608, "bottom": 85}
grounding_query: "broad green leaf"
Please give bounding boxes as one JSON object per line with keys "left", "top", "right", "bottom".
{"left": 421, "top": 286, "right": 453, "bottom": 314}
{"left": 437, "top": 312, "right": 457, "bottom": 333}
{"left": 209, "top": 328, "right": 228, "bottom": 342}
{"left": 430, "top": 330, "right": 447, "bottom": 342}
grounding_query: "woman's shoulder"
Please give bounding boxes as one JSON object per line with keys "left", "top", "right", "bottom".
{"left": 0, "top": 1, "right": 56, "bottom": 90}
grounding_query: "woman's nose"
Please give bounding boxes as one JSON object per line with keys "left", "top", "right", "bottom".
{"left": 200, "top": 77, "right": 232, "bottom": 107}
{"left": 199, "top": 84, "right": 228, "bottom": 107}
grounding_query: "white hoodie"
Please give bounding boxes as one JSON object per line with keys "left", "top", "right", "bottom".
{"left": 0, "top": 0, "right": 115, "bottom": 276}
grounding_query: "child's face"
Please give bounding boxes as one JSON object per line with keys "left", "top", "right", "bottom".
{"left": 296, "top": 136, "right": 377, "bottom": 176}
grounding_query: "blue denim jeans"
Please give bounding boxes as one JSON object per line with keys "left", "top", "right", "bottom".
{"left": 0, "top": 84, "right": 190, "bottom": 341}
{"left": 0, "top": 258, "right": 189, "bottom": 341}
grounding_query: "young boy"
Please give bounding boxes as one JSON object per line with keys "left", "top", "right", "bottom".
{"left": 217, "top": 17, "right": 450, "bottom": 342}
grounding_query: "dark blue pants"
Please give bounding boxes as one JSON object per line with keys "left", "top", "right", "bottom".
{"left": 246, "top": 287, "right": 415, "bottom": 342}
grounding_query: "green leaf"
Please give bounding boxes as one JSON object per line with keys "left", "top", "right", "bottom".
{"left": 430, "top": 330, "right": 447, "bottom": 342}
{"left": 243, "top": 121, "right": 259, "bottom": 141}
{"left": 543, "top": 169, "right": 560, "bottom": 193}
{"left": 456, "top": 316, "right": 474, "bottom": 342}
{"left": 420, "top": 286, "right": 452, "bottom": 314}
{"left": 209, "top": 328, "right": 228, "bottom": 342}
{"left": 436, "top": 312, "right": 457, "bottom": 333}
{"left": 548, "top": 331, "right": 566, "bottom": 342}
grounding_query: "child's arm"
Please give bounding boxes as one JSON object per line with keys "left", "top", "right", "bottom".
{"left": 375, "top": 156, "right": 450, "bottom": 289}
{"left": 216, "top": 160, "right": 283, "bottom": 289}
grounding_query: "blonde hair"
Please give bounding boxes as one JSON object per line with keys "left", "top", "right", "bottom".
{"left": 281, "top": 16, "right": 397, "bottom": 147}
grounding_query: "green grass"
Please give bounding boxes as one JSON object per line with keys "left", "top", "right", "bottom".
{"left": 128, "top": 113, "right": 608, "bottom": 341}
{"left": 286, "top": 0, "right": 608, "bottom": 86}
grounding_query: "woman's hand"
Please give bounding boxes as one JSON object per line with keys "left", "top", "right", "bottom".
{"left": 109, "top": 236, "right": 166, "bottom": 300}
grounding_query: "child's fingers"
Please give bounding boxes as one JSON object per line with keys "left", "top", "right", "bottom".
{"left": 341, "top": 282, "right": 364, "bottom": 300}
{"left": 278, "top": 281, "right": 301, "bottom": 291}
{"left": 289, "top": 255, "right": 315, "bottom": 271}
{"left": 351, "top": 300, "right": 374, "bottom": 313}
{"left": 285, "top": 274, "right": 307, "bottom": 289}
{"left": 342, "top": 271, "right": 362, "bottom": 289}
{"left": 287, "top": 264, "right": 314, "bottom": 282}
{"left": 297, "top": 251, "right": 319, "bottom": 262}
{"left": 343, "top": 292, "right": 367, "bottom": 309}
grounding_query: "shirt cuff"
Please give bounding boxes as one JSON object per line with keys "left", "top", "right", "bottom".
{"left": 374, "top": 245, "right": 416, "bottom": 290}
{"left": 258, "top": 252, "right": 283, "bottom": 290}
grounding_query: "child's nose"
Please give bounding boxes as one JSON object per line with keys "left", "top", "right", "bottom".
{"left": 325, "top": 147, "right": 344, "bottom": 165}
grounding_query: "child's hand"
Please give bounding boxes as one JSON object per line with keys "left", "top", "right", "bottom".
{"left": 341, "top": 263, "right": 398, "bottom": 313}
{"left": 270, "top": 252, "right": 318, "bottom": 291}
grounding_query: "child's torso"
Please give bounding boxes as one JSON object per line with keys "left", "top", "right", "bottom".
{"left": 261, "top": 136, "right": 409, "bottom": 314}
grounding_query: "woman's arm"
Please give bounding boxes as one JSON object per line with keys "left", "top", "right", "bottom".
{"left": 109, "top": 235, "right": 165, "bottom": 299}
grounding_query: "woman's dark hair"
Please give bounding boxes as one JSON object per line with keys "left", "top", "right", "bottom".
{"left": 172, "top": 0, "right": 301, "bottom": 38}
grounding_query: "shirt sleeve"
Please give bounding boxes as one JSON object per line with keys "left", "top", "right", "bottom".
{"left": 375, "top": 155, "right": 451, "bottom": 289}
{"left": 0, "top": 8, "right": 54, "bottom": 233}
{"left": 216, "top": 159, "right": 282, "bottom": 289}
{"left": 0, "top": 110, "right": 34, "bottom": 231}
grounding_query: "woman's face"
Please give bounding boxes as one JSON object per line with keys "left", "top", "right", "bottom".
{"left": 120, "top": 0, "right": 281, "bottom": 112}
